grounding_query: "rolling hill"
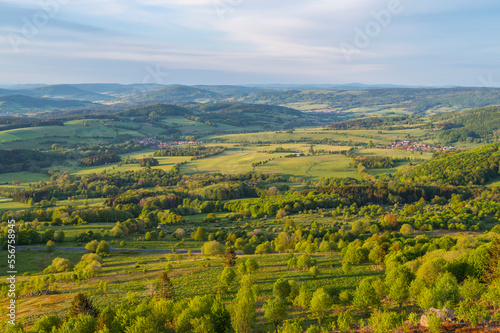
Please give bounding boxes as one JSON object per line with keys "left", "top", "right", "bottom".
{"left": 185, "top": 102, "right": 307, "bottom": 128}
{"left": 116, "top": 104, "right": 191, "bottom": 118}
{"left": 123, "top": 85, "right": 222, "bottom": 104}
{"left": 0, "top": 88, "right": 16, "bottom": 96}
{"left": 24, "top": 84, "right": 111, "bottom": 101}
{"left": 433, "top": 105, "right": 500, "bottom": 143}
{"left": 0, "top": 94, "right": 88, "bottom": 113}
{"left": 236, "top": 87, "right": 500, "bottom": 113}
{"left": 192, "top": 85, "right": 269, "bottom": 95}
{"left": 71, "top": 83, "right": 167, "bottom": 97}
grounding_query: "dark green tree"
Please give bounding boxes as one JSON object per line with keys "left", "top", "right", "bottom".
{"left": 223, "top": 247, "right": 237, "bottom": 267}
{"left": 263, "top": 297, "right": 287, "bottom": 330}
{"left": 484, "top": 238, "right": 500, "bottom": 283}
{"left": 210, "top": 295, "right": 232, "bottom": 333}
{"left": 67, "top": 292, "right": 99, "bottom": 318}
{"left": 156, "top": 271, "right": 175, "bottom": 299}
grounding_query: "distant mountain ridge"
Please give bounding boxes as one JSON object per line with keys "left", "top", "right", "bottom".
{"left": 23, "top": 85, "right": 111, "bottom": 101}
{"left": 116, "top": 104, "right": 191, "bottom": 117}
{"left": 2, "top": 83, "right": 500, "bottom": 116}
{"left": 124, "top": 85, "right": 222, "bottom": 104}
{"left": 70, "top": 83, "right": 167, "bottom": 97}
{"left": 0, "top": 94, "right": 87, "bottom": 113}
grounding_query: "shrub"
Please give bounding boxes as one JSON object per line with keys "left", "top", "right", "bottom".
{"left": 456, "top": 301, "right": 486, "bottom": 328}
{"left": 277, "top": 320, "right": 302, "bottom": 333}
{"left": 459, "top": 277, "right": 486, "bottom": 302}
{"left": 305, "top": 325, "right": 320, "bottom": 333}
{"left": 255, "top": 241, "right": 274, "bottom": 254}
{"left": 201, "top": 241, "right": 225, "bottom": 256}
{"left": 368, "top": 310, "right": 403, "bottom": 333}
{"left": 339, "top": 290, "right": 352, "bottom": 304}
{"left": 96, "top": 241, "right": 111, "bottom": 256}
{"left": 111, "top": 226, "right": 124, "bottom": 238}
{"left": 32, "top": 314, "right": 62, "bottom": 333}
{"left": 309, "top": 266, "right": 319, "bottom": 279}
{"left": 57, "top": 314, "right": 97, "bottom": 333}
{"left": 342, "top": 262, "right": 351, "bottom": 275}
{"left": 407, "top": 312, "right": 419, "bottom": 325}
{"left": 85, "top": 240, "right": 99, "bottom": 253}
{"left": 45, "top": 240, "right": 56, "bottom": 253}
{"left": 148, "top": 231, "right": 159, "bottom": 241}
{"left": 74, "top": 254, "right": 102, "bottom": 280}
{"left": 337, "top": 311, "right": 353, "bottom": 332}
{"left": 125, "top": 316, "right": 157, "bottom": 333}
{"left": 400, "top": 224, "right": 414, "bottom": 236}
{"left": 427, "top": 313, "right": 442, "bottom": 333}
{"left": 55, "top": 230, "right": 65, "bottom": 242}
{"left": 44, "top": 257, "right": 74, "bottom": 274}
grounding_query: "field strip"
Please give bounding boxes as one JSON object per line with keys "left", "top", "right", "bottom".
{"left": 16, "top": 246, "right": 243, "bottom": 254}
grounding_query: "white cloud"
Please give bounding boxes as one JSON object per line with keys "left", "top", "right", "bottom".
{"left": 1, "top": 0, "right": 499, "bottom": 85}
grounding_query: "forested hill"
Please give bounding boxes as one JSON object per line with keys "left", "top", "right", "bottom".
{"left": 112, "top": 102, "right": 313, "bottom": 129}
{"left": 0, "top": 94, "right": 87, "bottom": 113}
{"left": 237, "top": 87, "right": 500, "bottom": 113}
{"left": 402, "top": 143, "right": 500, "bottom": 185}
{"left": 329, "top": 115, "right": 413, "bottom": 130}
{"left": 433, "top": 105, "right": 500, "bottom": 143}
{"left": 190, "top": 102, "right": 302, "bottom": 116}
{"left": 124, "top": 85, "right": 221, "bottom": 103}
{"left": 115, "top": 104, "right": 191, "bottom": 117}
{"left": 185, "top": 102, "right": 305, "bottom": 127}
{"left": 0, "top": 149, "right": 65, "bottom": 173}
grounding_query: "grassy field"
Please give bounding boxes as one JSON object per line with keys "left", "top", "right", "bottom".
{"left": 178, "top": 144, "right": 356, "bottom": 180}
{"left": 1, "top": 202, "right": 467, "bottom": 330}
{"left": 0, "top": 120, "right": 147, "bottom": 150}
{"left": 0, "top": 245, "right": 379, "bottom": 330}
{"left": 0, "top": 141, "right": 428, "bottom": 187}
{"left": 206, "top": 127, "right": 432, "bottom": 145}
{"left": 0, "top": 171, "right": 50, "bottom": 185}
{"left": 0, "top": 198, "right": 29, "bottom": 210}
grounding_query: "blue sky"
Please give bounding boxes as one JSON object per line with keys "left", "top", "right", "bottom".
{"left": 0, "top": 0, "right": 499, "bottom": 86}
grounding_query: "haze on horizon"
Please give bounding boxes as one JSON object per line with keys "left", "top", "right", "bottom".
{"left": 0, "top": 0, "right": 499, "bottom": 87}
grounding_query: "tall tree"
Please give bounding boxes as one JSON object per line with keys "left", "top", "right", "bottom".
{"left": 156, "top": 271, "right": 175, "bottom": 299}
{"left": 484, "top": 238, "right": 500, "bottom": 283}
{"left": 309, "top": 288, "right": 332, "bottom": 325}
{"left": 210, "top": 295, "right": 232, "bottom": 333}
{"left": 68, "top": 292, "right": 99, "bottom": 318}
{"left": 264, "top": 297, "right": 287, "bottom": 330}
{"left": 231, "top": 286, "right": 256, "bottom": 333}
{"left": 223, "top": 247, "right": 237, "bottom": 267}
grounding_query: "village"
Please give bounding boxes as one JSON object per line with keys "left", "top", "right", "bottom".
{"left": 380, "top": 140, "right": 460, "bottom": 152}
{"left": 126, "top": 136, "right": 203, "bottom": 147}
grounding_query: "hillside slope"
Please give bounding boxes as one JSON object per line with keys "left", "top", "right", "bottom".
{"left": 403, "top": 143, "right": 500, "bottom": 185}
{"left": 0, "top": 94, "right": 88, "bottom": 113}
{"left": 25, "top": 84, "right": 111, "bottom": 101}
{"left": 433, "top": 105, "right": 500, "bottom": 143}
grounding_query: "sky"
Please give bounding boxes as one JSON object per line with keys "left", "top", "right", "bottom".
{"left": 0, "top": 0, "right": 499, "bottom": 87}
